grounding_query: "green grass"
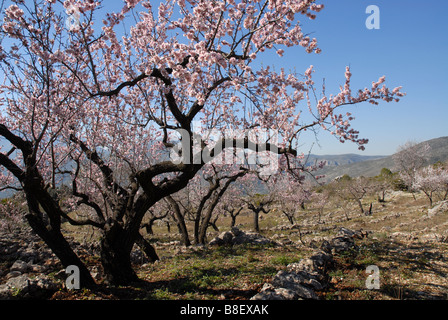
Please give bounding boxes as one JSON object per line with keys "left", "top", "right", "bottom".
{"left": 135, "top": 243, "right": 307, "bottom": 299}
{"left": 270, "top": 254, "right": 303, "bottom": 266}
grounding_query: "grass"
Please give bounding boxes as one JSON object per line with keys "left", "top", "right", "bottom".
{"left": 131, "top": 243, "right": 304, "bottom": 300}
{"left": 270, "top": 254, "right": 303, "bottom": 266}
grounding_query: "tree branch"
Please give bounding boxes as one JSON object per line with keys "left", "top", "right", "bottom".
{"left": 69, "top": 134, "right": 128, "bottom": 198}
{"left": 0, "top": 152, "right": 25, "bottom": 182}
{"left": 0, "top": 123, "right": 32, "bottom": 155}
{"left": 72, "top": 157, "right": 106, "bottom": 223}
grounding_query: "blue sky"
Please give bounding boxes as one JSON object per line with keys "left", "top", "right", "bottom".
{"left": 275, "top": 0, "right": 448, "bottom": 155}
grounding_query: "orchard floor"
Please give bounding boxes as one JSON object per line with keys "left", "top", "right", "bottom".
{"left": 1, "top": 191, "right": 447, "bottom": 300}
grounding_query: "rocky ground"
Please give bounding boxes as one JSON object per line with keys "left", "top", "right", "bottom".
{"left": 0, "top": 226, "right": 99, "bottom": 299}
{"left": 0, "top": 191, "right": 447, "bottom": 300}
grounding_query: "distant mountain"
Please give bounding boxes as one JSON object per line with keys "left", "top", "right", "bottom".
{"left": 314, "top": 136, "right": 448, "bottom": 182}
{"left": 304, "top": 153, "right": 387, "bottom": 167}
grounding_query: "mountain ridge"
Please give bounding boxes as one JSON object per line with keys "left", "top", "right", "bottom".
{"left": 312, "top": 136, "right": 448, "bottom": 182}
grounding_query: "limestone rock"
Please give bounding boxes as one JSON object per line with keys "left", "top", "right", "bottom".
{"left": 251, "top": 228, "right": 361, "bottom": 300}
{"left": 10, "top": 260, "right": 30, "bottom": 273}
{"left": 1, "top": 274, "right": 59, "bottom": 299}
{"left": 330, "top": 236, "right": 355, "bottom": 254}
{"left": 251, "top": 283, "right": 301, "bottom": 300}
{"left": 428, "top": 200, "right": 448, "bottom": 217}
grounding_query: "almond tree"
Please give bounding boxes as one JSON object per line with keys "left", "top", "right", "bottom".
{"left": 0, "top": 0, "right": 404, "bottom": 285}
{"left": 335, "top": 175, "right": 374, "bottom": 216}
{"left": 245, "top": 194, "right": 273, "bottom": 233}
{"left": 393, "top": 141, "right": 430, "bottom": 197}
{"left": 270, "top": 173, "right": 312, "bottom": 225}
{"left": 238, "top": 173, "right": 274, "bottom": 233}
{"left": 373, "top": 167, "right": 394, "bottom": 202}
{"left": 413, "top": 165, "right": 448, "bottom": 207}
{"left": 222, "top": 203, "right": 244, "bottom": 228}
{"left": 310, "top": 188, "right": 330, "bottom": 223}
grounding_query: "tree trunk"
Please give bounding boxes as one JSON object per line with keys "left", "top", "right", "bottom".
{"left": 357, "top": 199, "right": 365, "bottom": 215}
{"left": 198, "top": 211, "right": 213, "bottom": 245}
{"left": 230, "top": 215, "right": 237, "bottom": 228}
{"left": 167, "top": 196, "right": 191, "bottom": 247}
{"left": 228, "top": 207, "right": 243, "bottom": 228}
{"left": 365, "top": 203, "right": 373, "bottom": 216}
{"left": 194, "top": 217, "right": 200, "bottom": 244}
{"left": 142, "top": 220, "right": 154, "bottom": 235}
{"left": 210, "top": 220, "right": 219, "bottom": 232}
{"left": 287, "top": 214, "right": 295, "bottom": 225}
{"left": 198, "top": 203, "right": 218, "bottom": 244}
{"left": 26, "top": 213, "right": 96, "bottom": 288}
{"left": 100, "top": 219, "right": 139, "bottom": 285}
{"left": 135, "top": 232, "right": 159, "bottom": 262}
{"left": 253, "top": 211, "right": 260, "bottom": 233}
{"left": 22, "top": 175, "right": 96, "bottom": 288}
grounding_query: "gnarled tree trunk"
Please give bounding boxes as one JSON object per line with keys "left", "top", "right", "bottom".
{"left": 100, "top": 219, "right": 138, "bottom": 285}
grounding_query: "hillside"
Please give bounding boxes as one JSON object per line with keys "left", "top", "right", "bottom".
{"left": 304, "top": 153, "right": 387, "bottom": 167}
{"left": 314, "top": 136, "right": 448, "bottom": 182}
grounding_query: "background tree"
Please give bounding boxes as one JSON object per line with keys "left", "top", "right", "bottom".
{"left": 374, "top": 168, "right": 394, "bottom": 202}
{"left": 270, "top": 173, "right": 312, "bottom": 225}
{"left": 164, "top": 164, "right": 249, "bottom": 245}
{"left": 222, "top": 203, "right": 244, "bottom": 228}
{"left": 141, "top": 208, "right": 169, "bottom": 236}
{"left": 334, "top": 175, "right": 374, "bottom": 216}
{"left": 239, "top": 174, "right": 274, "bottom": 233}
{"left": 219, "top": 183, "right": 246, "bottom": 228}
{"left": 245, "top": 194, "right": 273, "bottom": 233}
{"left": 310, "top": 187, "right": 331, "bottom": 223}
{"left": 393, "top": 141, "right": 430, "bottom": 198}
{"left": 413, "top": 164, "right": 448, "bottom": 207}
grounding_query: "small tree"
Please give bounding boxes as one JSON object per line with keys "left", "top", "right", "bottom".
{"left": 245, "top": 194, "right": 273, "bottom": 233}
{"left": 374, "top": 168, "right": 394, "bottom": 202}
{"left": 166, "top": 165, "right": 249, "bottom": 245}
{"left": 413, "top": 165, "right": 448, "bottom": 207}
{"left": 270, "top": 174, "right": 312, "bottom": 225}
{"left": 223, "top": 205, "right": 244, "bottom": 228}
{"left": 336, "top": 175, "right": 374, "bottom": 216}
{"left": 393, "top": 141, "right": 430, "bottom": 197}
{"left": 310, "top": 188, "right": 331, "bottom": 223}
{"left": 220, "top": 190, "right": 245, "bottom": 228}
{"left": 141, "top": 209, "right": 168, "bottom": 236}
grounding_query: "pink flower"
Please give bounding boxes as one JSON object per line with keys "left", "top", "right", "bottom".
{"left": 305, "top": 65, "right": 314, "bottom": 77}
{"left": 392, "top": 86, "right": 402, "bottom": 94}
